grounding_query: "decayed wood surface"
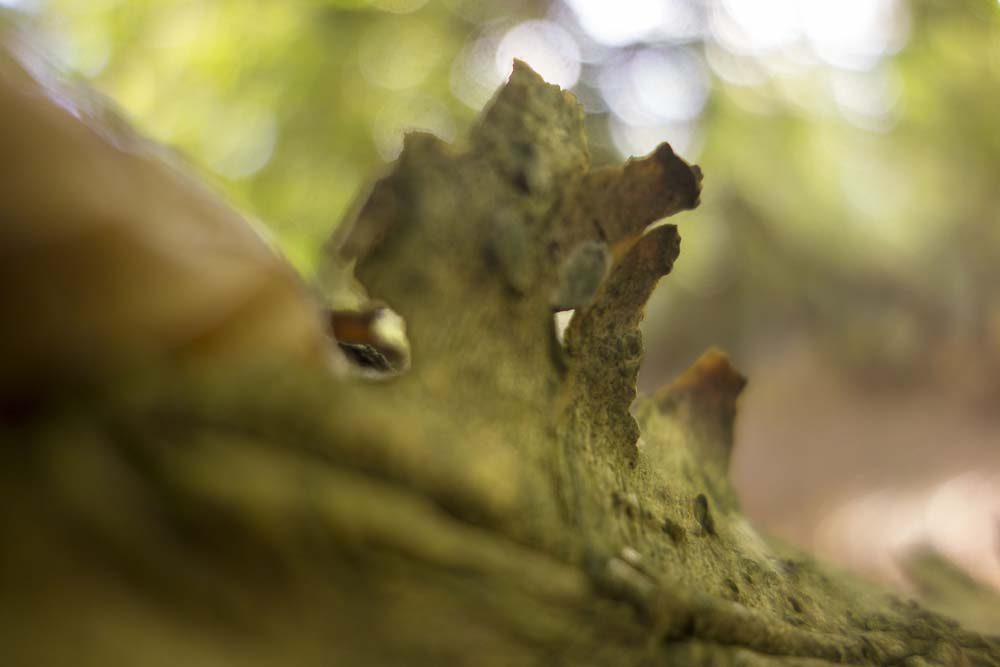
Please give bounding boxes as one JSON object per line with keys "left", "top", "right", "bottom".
{"left": 0, "top": 19, "right": 998, "bottom": 666}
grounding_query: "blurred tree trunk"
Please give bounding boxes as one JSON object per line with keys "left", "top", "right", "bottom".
{"left": 0, "top": 22, "right": 997, "bottom": 667}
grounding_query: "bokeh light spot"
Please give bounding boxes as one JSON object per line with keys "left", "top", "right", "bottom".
{"left": 373, "top": 94, "right": 456, "bottom": 160}
{"left": 608, "top": 115, "right": 698, "bottom": 160}
{"left": 802, "top": 0, "right": 910, "bottom": 70}
{"left": 200, "top": 104, "right": 278, "bottom": 180}
{"left": 495, "top": 20, "right": 580, "bottom": 89}
{"left": 564, "top": 0, "right": 658, "bottom": 46}
{"left": 563, "top": 0, "right": 702, "bottom": 46}
{"left": 360, "top": 19, "right": 444, "bottom": 90}
{"left": 713, "top": 0, "right": 800, "bottom": 54}
{"left": 450, "top": 34, "right": 503, "bottom": 110}
{"left": 599, "top": 47, "right": 709, "bottom": 126}
{"left": 830, "top": 65, "right": 902, "bottom": 131}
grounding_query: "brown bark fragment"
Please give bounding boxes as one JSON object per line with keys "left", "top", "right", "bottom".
{"left": 655, "top": 347, "right": 748, "bottom": 469}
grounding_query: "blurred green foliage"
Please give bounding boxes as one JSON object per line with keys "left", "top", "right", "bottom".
{"left": 11, "top": 0, "right": 1000, "bottom": 389}
{"left": 648, "top": 0, "right": 1000, "bottom": 390}
{"left": 22, "top": 0, "right": 504, "bottom": 273}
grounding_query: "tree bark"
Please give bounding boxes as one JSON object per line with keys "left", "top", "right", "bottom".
{"left": 0, "top": 23, "right": 997, "bottom": 666}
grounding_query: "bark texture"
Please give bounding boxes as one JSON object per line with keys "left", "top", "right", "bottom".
{"left": 1, "top": 25, "right": 998, "bottom": 666}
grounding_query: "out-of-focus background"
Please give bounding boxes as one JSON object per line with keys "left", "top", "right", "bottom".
{"left": 7, "top": 0, "right": 998, "bottom": 595}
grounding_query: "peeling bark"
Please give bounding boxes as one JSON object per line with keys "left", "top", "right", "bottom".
{"left": 1, "top": 33, "right": 998, "bottom": 667}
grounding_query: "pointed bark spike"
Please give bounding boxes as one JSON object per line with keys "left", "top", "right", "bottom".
{"left": 654, "top": 348, "right": 747, "bottom": 469}
{"left": 573, "top": 141, "right": 702, "bottom": 247}
{"left": 562, "top": 225, "right": 683, "bottom": 463}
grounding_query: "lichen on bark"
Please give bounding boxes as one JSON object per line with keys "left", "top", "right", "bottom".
{"left": 1, "top": 42, "right": 998, "bottom": 667}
